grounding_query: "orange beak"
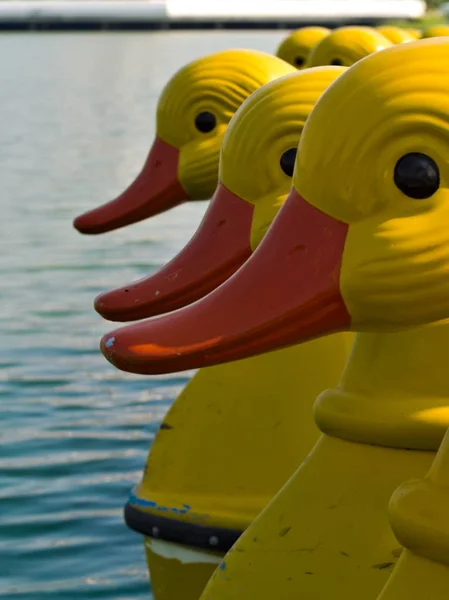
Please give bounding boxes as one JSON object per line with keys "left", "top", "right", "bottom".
{"left": 94, "top": 184, "right": 254, "bottom": 321}
{"left": 73, "top": 137, "right": 187, "bottom": 234}
{"left": 100, "top": 188, "right": 351, "bottom": 375}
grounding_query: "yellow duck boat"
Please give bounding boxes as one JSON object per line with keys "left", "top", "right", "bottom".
{"left": 73, "top": 48, "right": 293, "bottom": 599}
{"left": 100, "top": 38, "right": 449, "bottom": 600}
{"left": 307, "top": 26, "right": 392, "bottom": 66}
{"left": 376, "top": 26, "right": 416, "bottom": 43}
{"left": 73, "top": 28, "right": 391, "bottom": 236}
{"left": 98, "top": 67, "right": 352, "bottom": 600}
{"left": 275, "top": 26, "right": 393, "bottom": 70}
{"left": 406, "top": 28, "right": 422, "bottom": 39}
{"left": 73, "top": 49, "right": 293, "bottom": 234}
{"left": 275, "top": 26, "right": 330, "bottom": 68}
{"left": 422, "top": 25, "right": 449, "bottom": 37}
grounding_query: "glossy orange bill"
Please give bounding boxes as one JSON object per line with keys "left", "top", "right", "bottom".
{"left": 95, "top": 183, "right": 254, "bottom": 321}
{"left": 74, "top": 138, "right": 187, "bottom": 234}
{"left": 100, "top": 188, "right": 351, "bottom": 374}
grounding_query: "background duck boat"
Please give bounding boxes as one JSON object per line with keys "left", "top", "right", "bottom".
{"left": 275, "top": 26, "right": 330, "bottom": 67}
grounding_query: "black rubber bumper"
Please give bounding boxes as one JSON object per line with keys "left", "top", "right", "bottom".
{"left": 124, "top": 502, "right": 244, "bottom": 554}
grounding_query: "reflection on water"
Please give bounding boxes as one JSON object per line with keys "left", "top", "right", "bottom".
{"left": 0, "top": 30, "right": 286, "bottom": 599}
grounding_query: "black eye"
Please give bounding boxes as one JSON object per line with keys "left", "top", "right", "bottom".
{"left": 394, "top": 153, "right": 440, "bottom": 199}
{"left": 294, "top": 56, "right": 305, "bottom": 68}
{"left": 280, "top": 148, "right": 297, "bottom": 177}
{"left": 195, "top": 111, "right": 216, "bottom": 133}
{"left": 331, "top": 58, "right": 343, "bottom": 66}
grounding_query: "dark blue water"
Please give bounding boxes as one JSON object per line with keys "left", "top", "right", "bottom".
{"left": 0, "top": 31, "right": 285, "bottom": 599}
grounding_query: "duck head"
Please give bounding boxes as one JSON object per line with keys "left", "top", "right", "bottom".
{"left": 307, "top": 26, "right": 392, "bottom": 66}
{"left": 94, "top": 66, "right": 345, "bottom": 322}
{"left": 276, "top": 27, "right": 330, "bottom": 69}
{"left": 407, "top": 28, "right": 423, "bottom": 39}
{"left": 100, "top": 39, "right": 449, "bottom": 375}
{"left": 376, "top": 26, "right": 416, "bottom": 43}
{"left": 73, "top": 49, "right": 293, "bottom": 234}
{"left": 422, "top": 25, "right": 449, "bottom": 38}
{"left": 294, "top": 38, "right": 449, "bottom": 333}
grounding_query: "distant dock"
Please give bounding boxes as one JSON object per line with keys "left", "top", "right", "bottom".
{"left": 0, "top": 1, "right": 426, "bottom": 31}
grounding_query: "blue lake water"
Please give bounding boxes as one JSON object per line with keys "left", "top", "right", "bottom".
{"left": 0, "top": 30, "right": 285, "bottom": 599}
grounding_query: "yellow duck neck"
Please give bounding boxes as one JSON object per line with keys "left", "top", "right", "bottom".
{"left": 315, "top": 321, "right": 449, "bottom": 450}
{"left": 198, "top": 322, "right": 449, "bottom": 600}
{"left": 376, "top": 428, "right": 449, "bottom": 600}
